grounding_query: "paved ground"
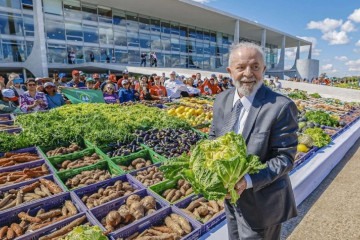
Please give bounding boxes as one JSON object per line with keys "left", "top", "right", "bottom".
{"left": 280, "top": 80, "right": 360, "bottom": 102}
{"left": 281, "top": 137, "right": 360, "bottom": 240}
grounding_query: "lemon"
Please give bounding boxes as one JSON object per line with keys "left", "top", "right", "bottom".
{"left": 297, "top": 144, "right": 309, "bottom": 153}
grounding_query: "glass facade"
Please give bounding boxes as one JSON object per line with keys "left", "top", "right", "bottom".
{"left": 0, "top": 0, "right": 34, "bottom": 62}
{"left": 0, "top": 0, "right": 279, "bottom": 71}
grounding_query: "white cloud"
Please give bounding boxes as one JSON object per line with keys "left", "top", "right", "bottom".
{"left": 285, "top": 36, "right": 321, "bottom": 60}
{"left": 345, "top": 59, "right": 360, "bottom": 71}
{"left": 335, "top": 56, "right": 348, "bottom": 61}
{"left": 353, "top": 48, "right": 360, "bottom": 53}
{"left": 322, "top": 31, "right": 350, "bottom": 45}
{"left": 341, "top": 20, "right": 356, "bottom": 32}
{"left": 189, "top": 0, "right": 211, "bottom": 3}
{"left": 356, "top": 40, "right": 360, "bottom": 47}
{"left": 348, "top": 8, "right": 360, "bottom": 23}
{"left": 307, "top": 18, "right": 343, "bottom": 33}
{"left": 322, "top": 64, "right": 334, "bottom": 70}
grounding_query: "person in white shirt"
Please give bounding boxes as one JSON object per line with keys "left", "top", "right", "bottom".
{"left": 274, "top": 77, "right": 282, "bottom": 89}
{"left": 185, "top": 78, "right": 200, "bottom": 97}
{"left": 164, "top": 71, "right": 189, "bottom": 99}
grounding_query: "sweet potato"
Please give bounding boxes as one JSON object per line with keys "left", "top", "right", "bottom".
{"left": 39, "top": 179, "right": 62, "bottom": 194}
{"left": 164, "top": 216, "right": 184, "bottom": 236}
{"left": 170, "top": 214, "right": 191, "bottom": 234}
{"left": 18, "top": 212, "right": 41, "bottom": 223}
{"left": 21, "top": 181, "right": 40, "bottom": 193}
{"left": 0, "top": 194, "right": 14, "bottom": 208}
{"left": 64, "top": 200, "right": 77, "bottom": 216}
{"left": 186, "top": 197, "right": 205, "bottom": 211}
{"left": 0, "top": 226, "right": 8, "bottom": 238}
{"left": 37, "top": 209, "right": 62, "bottom": 221}
{"left": 10, "top": 223, "right": 22, "bottom": 237}
{"left": 7, "top": 227, "right": 15, "bottom": 239}
{"left": 40, "top": 184, "right": 52, "bottom": 197}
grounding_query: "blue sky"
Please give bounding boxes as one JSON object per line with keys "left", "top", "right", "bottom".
{"left": 191, "top": 0, "right": 360, "bottom": 77}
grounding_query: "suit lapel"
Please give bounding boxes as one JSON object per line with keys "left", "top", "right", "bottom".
{"left": 223, "top": 88, "right": 236, "bottom": 118}
{"left": 242, "top": 85, "right": 267, "bottom": 142}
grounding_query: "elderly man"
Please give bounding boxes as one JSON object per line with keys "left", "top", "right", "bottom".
{"left": 164, "top": 71, "right": 189, "bottom": 99}
{"left": 209, "top": 42, "right": 298, "bottom": 240}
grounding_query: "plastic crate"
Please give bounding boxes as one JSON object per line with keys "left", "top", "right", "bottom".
{"left": 73, "top": 174, "right": 144, "bottom": 211}
{"left": 0, "top": 174, "right": 66, "bottom": 214}
{"left": 98, "top": 143, "right": 145, "bottom": 160}
{"left": 0, "top": 146, "right": 46, "bottom": 170}
{"left": 56, "top": 160, "right": 123, "bottom": 191}
{"left": 110, "top": 149, "right": 165, "bottom": 173}
{"left": 0, "top": 113, "right": 15, "bottom": 125}
{"left": 0, "top": 160, "right": 53, "bottom": 188}
{"left": 22, "top": 212, "right": 102, "bottom": 240}
{"left": 47, "top": 147, "right": 109, "bottom": 174}
{"left": 293, "top": 147, "right": 318, "bottom": 169}
{"left": 174, "top": 194, "right": 226, "bottom": 234}
{"left": 0, "top": 192, "right": 83, "bottom": 239}
{"left": 38, "top": 138, "right": 94, "bottom": 159}
{"left": 110, "top": 206, "right": 201, "bottom": 240}
{"left": 89, "top": 188, "right": 169, "bottom": 234}
{"left": 128, "top": 162, "right": 165, "bottom": 188}
{"left": 149, "top": 177, "right": 194, "bottom": 205}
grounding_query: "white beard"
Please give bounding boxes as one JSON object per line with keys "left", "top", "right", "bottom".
{"left": 234, "top": 77, "right": 262, "bottom": 96}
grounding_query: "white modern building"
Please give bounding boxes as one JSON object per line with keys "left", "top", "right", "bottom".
{"left": 0, "top": 0, "right": 319, "bottom": 80}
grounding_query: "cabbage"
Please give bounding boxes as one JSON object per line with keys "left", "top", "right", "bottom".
{"left": 61, "top": 225, "right": 107, "bottom": 240}
{"left": 160, "top": 132, "right": 266, "bottom": 204}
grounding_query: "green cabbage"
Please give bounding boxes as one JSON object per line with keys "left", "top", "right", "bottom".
{"left": 61, "top": 225, "right": 107, "bottom": 240}
{"left": 160, "top": 132, "right": 266, "bottom": 204}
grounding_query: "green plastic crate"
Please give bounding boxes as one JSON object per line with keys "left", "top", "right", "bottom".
{"left": 38, "top": 138, "right": 94, "bottom": 159}
{"left": 110, "top": 149, "right": 165, "bottom": 173}
{"left": 140, "top": 144, "right": 169, "bottom": 162}
{"left": 149, "top": 176, "right": 194, "bottom": 204}
{"left": 47, "top": 148, "right": 110, "bottom": 174}
{"left": 56, "top": 160, "right": 123, "bottom": 191}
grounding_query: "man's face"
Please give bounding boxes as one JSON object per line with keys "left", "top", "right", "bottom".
{"left": 87, "top": 82, "right": 94, "bottom": 89}
{"left": 218, "top": 74, "right": 223, "bottom": 79}
{"left": 0, "top": 76, "right": 4, "bottom": 83}
{"left": 170, "top": 74, "right": 176, "bottom": 80}
{"left": 196, "top": 73, "right": 201, "bottom": 80}
{"left": 124, "top": 74, "right": 129, "bottom": 79}
{"left": 227, "top": 47, "right": 266, "bottom": 96}
{"left": 73, "top": 73, "right": 80, "bottom": 82}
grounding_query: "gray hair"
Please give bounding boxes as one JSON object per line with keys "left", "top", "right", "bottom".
{"left": 228, "top": 42, "right": 265, "bottom": 66}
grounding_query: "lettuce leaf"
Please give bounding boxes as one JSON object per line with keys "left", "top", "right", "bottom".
{"left": 160, "top": 132, "right": 266, "bottom": 204}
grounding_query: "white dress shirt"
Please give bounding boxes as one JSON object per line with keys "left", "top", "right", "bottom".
{"left": 232, "top": 84, "right": 261, "bottom": 189}
{"left": 164, "top": 79, "right": 188, "bottom": 99}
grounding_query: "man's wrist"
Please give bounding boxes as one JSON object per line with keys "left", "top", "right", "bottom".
{"left": 244, "top": 174, "right": 253, "bottom": 189}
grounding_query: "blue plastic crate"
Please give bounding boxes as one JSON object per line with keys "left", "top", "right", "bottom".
{"left": 89, "top": 188, "right": 169, "bottom": 234}
{"left": 0, "top": 192, "right": 83, "bottom": 239}
{"left": 293, "top": 147, "right": 318, "bottom": 169}
{"left": 174, "top": 194, "right": 226, "bottom": 235}
{"left": 110, "top": 206, "right": 201, "bottom": 240}
{"left": 127, "top": 162, "right": 165, "bottom": 188}
{"left": 73, "top": 174, "right": 144, "bottom": 211}
{"left": 0, "top": 174, "right": 66, "bottom": 213}
{"left": 22, "top": 212, "right": 102, "bottom": 240}
{"left": 0, "top": 146, "right": 47, "bottom": 170}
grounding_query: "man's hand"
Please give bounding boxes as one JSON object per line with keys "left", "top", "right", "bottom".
{"left": 225, "top": 177, "right": 247, "bottom": 200}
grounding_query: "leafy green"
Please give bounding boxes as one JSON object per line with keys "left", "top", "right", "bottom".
{"left": 304, "top": 128, "right": 331, "bottom": 148}
{"left": 160, "top": 132, "right": 266, "bottom": 204}
{"left": 0, "top": 104, "right": 191, "bottom": 152}
{"left": 305, "top": 110, "right": 339, "bottom": 127}
{"left": 288, "top": 91, "right": 308, "bottom": 100}
{"left": 309, "top": 93, "right": 322, "bottom": 98}
{"left": 61, "top": 225, "right": 107, "bottom": 240}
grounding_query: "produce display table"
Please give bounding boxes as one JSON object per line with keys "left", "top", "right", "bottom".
{"left": 200, "top": 119, "right": 360, "bottom": 240}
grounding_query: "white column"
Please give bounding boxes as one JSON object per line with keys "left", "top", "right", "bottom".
{"left": 24, "top": 0, "right": 49, "bottom": 77}
{"left": 22, "top": 68, "right": 27, "bottom": 82}
{"left": 261, "top": 29, "right": 266, "bottom": 50}
{"left": 308, "top": 44, "right": 312, "bottom": 59}
{"left": 277, "top": 35, "right": 286, "bottom": 70}
{"left": 296, "top": 41, "right": 300, "bottom": 60}
{"left": 234, "top": 20, "right": 240, "bottom": 44}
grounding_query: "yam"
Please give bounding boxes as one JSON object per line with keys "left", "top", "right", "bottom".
{"left": 164, "top": 216, "right": 184, "bottom": 236}
{"left": 0, "top": 226, "right": 8, "bottom": 238}
{"left": 140, "top": 196, "right": 156, "bottom": 210}
{"left": 186, "top": 197, "right": 205, "bottom": 211}
{"left": 65, "top": 200, "right": 77, "bottom": 216}
{"left": 7, "top": 227, "right": 15, "bottom": 239}
{"left": 165, "top": 189, "right": 176, "bottom": 201}
{"left": 106, "top": 211, "right": 122, "bottom": 227}
{"left": 170, "top": 213, "right": 192, "bottom": 234}
{"left": 126, "top": 194, "right": 141, "bottom": 206}
{"left": 129, "top": 202, "right": 145, "bottom": 220}
{"left": 10, "top": 223, "right": 22, "bottom": 237}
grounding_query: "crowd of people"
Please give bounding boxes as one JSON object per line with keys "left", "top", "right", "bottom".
{"left": 0, "top": 69, "right": 244, "bottom": 114}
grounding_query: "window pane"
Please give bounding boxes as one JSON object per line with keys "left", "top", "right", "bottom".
{"left": 45, "top": 20, "right": 65, "bottom": 40}
{"left": 65, "top": 22, "right": 83, "bottom": 41}
{"left": 139, "top": 16, "right": 150, "bottom": 31}
{"left": 203, "top": 31, "right": 210, "bottom": 41}
{"left": 114, "top": 30, "right": 127, "bottom": 46}
{"left": 100, "top": 48, "right": 112, "bottom": 63}
{"left": 22, "top": 0, "right": 33, "bottom": 10}
{"left": 196, "top": 29, "right": 203, "bottom": 40}
{"left": 64, "top": 0, "right": 81, "bottom": 19}
{"left": 2, "top": 40, "right": 25, "bottom": 62}
{"left": 127, "top": 31, "right": 139, "bottom": 47}
{"left": 126, "top": 13, "right": 138, "bottom": 29}
{"left": 196, "top": 42, "right": 203, "bottom": 54}
{"left": 210, "top": 32, "right": 216, "bottom": 42}
{"left": 47, "top": 43, "right": 66, "bottom": 63}
{"left": 82, "top": 4, "right": 97, "bottom": 21}
{"left": 189, "top": 28, "right": 196, "bottom": 38}
{"left": 151, "top": 35, "right": 161, "bottom": 50}
{"left": 171, "top": 54, "right": 180, "bottom": 67}
{"left": 179, "top": 25, "right": 188, "bottom": 37}
{"left": 161, "top": 21, "right": 170, "bottom": 34}
{"left": 43, "top": 0, "right": 63, "bottom": 15}
{"left": 113, "top": 9, "right": 126, "bottom": 26}
{"left": 114, "top": 50, "right": 128, "bottom": 64}
{"left": 128, "top": 49, "right": 140, "bottom": 65}
{"left": 0, "top": 0, "right": 21, "bottom": 9}
{"left": 83, "top": 25, "right": 98, "bottom": 43}
{"left": 171, "top": 37, "right": 180, "bottom": 52}
{"left": 68, "top": 45, "right": 84, "bottom": 63}
{"left": 140, "top": 33, "right": 150, "bottom": 49}
{"left": 151, "top": 19, "right": 160, "bottom": 32}
{"left": 99, "top": 27, "right": 114, "bottom": 45}
{"left": 170, "top": 23, "right": 179, "bottom": 35}
{"left": 98, "top": 6, "right": 112, "bottom": 23}
{"left": 84, "top": 47, "right": 100, "bottom": 62}
{"left": 161, "top": 37, "right": 170, "bottom": 51}
{"left": 0, "top": 12, "right": 24, "bottom": 36}
{"left": 23, "top": 15, "right": 34, "bottom": 36}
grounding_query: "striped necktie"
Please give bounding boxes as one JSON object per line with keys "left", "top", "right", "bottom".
{"left": 219, "top": 99, "right": 243, "bottom": 136}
